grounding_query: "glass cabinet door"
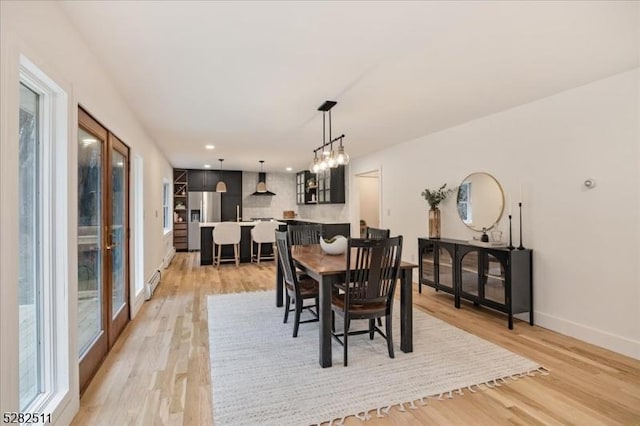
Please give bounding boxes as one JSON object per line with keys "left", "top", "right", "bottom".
{"left": 460, "top": 250, "right": 479, "bottom": 296}
{"left": 437, "top": 246, "right": 454, "bottom": 290}
{"left": 483, "top": 254, "right": 506, "bottom": 304}
{"left": 421, "top": 245, "right": 435, "bottom": 284}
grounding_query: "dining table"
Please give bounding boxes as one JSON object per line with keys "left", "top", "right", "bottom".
{"left": 275, "top": 244, "right": 417, "bottom": 368}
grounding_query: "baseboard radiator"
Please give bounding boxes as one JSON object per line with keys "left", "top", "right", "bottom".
{"left": 163, "top": 247, "right": 176, "bottom": 269}
{"left": 144, "top": 269, "right": 161, "bottom": 301}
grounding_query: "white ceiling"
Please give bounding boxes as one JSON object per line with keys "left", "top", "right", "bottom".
{"left": 60, "top": 1, "right": 639, "bottom": 172}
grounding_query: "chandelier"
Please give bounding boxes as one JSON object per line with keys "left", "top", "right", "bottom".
{"left": 309, "top": 100, "right": 349, "bottom": 173}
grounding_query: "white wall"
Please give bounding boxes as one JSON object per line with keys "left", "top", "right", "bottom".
{"left": 358, "top": 176, "right": 380, "bottom": 229}
{"left": 0, "top": 1, "right": 174, "bottom": 423}
{"left": 349, "top": 69, "right": 640, "bottom": 360}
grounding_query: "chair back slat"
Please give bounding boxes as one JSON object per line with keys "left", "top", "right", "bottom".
{"left": 345, "top": 236, "right": 403, "bottom": 306}
{"left": 365, "top": 227, "right": 390, "bottom": 239}
{"left": 288, "top": 224, "right": 322, "bottom": 245}
{"left": 275, "top": 230, "right": 297, "bottom": 287}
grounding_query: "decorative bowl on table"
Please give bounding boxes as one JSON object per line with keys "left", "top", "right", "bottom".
{"left": 320, "top": 235, "right": 348, "bottom": 255}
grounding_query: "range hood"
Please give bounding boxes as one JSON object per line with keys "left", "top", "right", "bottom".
{"left": 251, "top": 172, "right": 276, "bottom": 196}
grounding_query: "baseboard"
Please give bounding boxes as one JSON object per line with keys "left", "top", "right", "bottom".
{"left": 131, "top": 290, "right": 146, "bottom": 318}
{"left": 535, "top": 311, "right": 640, "bottom": 360}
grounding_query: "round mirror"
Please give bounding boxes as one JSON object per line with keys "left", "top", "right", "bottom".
{"left": 456, "top": 172, "right": 504, "bottom": 232}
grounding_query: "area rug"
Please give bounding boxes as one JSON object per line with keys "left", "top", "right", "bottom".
{"left": 207, "top": 291, "right": 545, "bottom": 426}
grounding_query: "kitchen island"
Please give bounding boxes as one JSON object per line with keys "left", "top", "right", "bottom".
{"left": 199, "top": 219, "right": 351, "bottom": 266}
{"left": 200, "top": 221, "right": 286, "bottom": 265}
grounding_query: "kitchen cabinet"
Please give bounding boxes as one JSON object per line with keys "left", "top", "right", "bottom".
{"left": 317, "top": 165, "right": 345, "bottom": 204}
{"left": 173, "top": 168, "right": 188, "bottom": 251}
{"left": 296, "top": 166, "right": 345, "bottom": 205}
{"left": 296, "top": 171, "right": 317, "bottom": 205}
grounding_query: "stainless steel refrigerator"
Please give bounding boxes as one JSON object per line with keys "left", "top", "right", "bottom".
{"left": 188, "top": 191, "right": 221, "bottom": 251}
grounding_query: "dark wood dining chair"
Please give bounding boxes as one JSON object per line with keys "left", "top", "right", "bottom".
{"left": 365, "top": 227, "right": 390, "bottom": 239}
{"left": 275, "top": 230, "right": 319, "bottom": 337}
{"left": 331, "top": 236, "right": 403, "bottom": 366}
{"left": 287, "top": 224, "right": 322, "bottom": 245}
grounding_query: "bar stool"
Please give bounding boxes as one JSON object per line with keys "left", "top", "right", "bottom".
{"left": 212, "top": 222, "right": 241, "bottom": 268}
{"left": 251, "top": 221, "right": 278, "bottom": 263}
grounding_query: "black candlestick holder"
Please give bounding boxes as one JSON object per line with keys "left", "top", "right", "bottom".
{"left": 507, "top": 214, "right": 515, "bottom": 250}
{"left": 517, "top": 202, "right": 525, "bottom": 250}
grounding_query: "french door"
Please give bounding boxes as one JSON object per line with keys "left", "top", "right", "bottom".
{"left": 77, "top": 108, "right": 130, "bottom": 393}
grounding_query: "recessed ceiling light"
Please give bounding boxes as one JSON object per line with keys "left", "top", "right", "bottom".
{"left": 205, "top": 144, "right": 215, "bottom": 150}
{"left": 204, "top": 164, "right": 211, "bottom": 168}
{"left": 285, "top": 167, "right": 293, "bottom": 172}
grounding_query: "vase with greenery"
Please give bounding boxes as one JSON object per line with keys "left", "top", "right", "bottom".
{"left": 421, "top": 184, "right": 455, "bottom": 238}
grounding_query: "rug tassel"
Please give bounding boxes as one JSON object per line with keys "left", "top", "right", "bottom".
{"left": 467, "top": 385, "right": 477, "bottom": 393}
{"left": 437, "top": 392, "right": 444, "bottom": 400}
{"left": 398, "top": 403, "right": 406, "bottom": 412}
{"left": 457, "top": 388, "right": 464, "bottom": 396}
{"left": 376, "top": 407, "right": 384, "bottom": 418}
{"left": 419, "top": 397, "right": 427, "bottom": 406}
{"left": 409, "top": 401, "right": 417, "bottom": 410}
{"left": 485, "top": 381, "right": 495, "bottom": 389}
{"left": 447, "top": 390, "right": 453, "bottom": 399}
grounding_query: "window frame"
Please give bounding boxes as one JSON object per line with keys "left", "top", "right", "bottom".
{"left": 15, "top": 55, "right": 70, "bottom": 415}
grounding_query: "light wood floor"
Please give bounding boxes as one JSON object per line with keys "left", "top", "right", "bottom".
{"left": 72, "top": 252, "right": 640, "bottom": 425}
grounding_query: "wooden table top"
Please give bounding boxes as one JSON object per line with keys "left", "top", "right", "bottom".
{"left": 290, "top": 244, "right": 417, "bottom": 276}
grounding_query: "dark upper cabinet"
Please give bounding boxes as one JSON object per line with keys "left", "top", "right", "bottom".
{"left": 296, "top": 171, "right": 317, "bottom": 205}
{"left": 222, "top": 170, "right": 242, "bottom": 195}
{"left": 317, "top": 165, "right": 345, "bottom": 204}
{"left": 296, "top": 166, "right": 345, "bottom": 205}
{"left": 204, "top": 170, "right": 221, "bottom": 191}
{"left": 188, "top": 169, "right": 206, "bottom": 191}
{"left": 188, "top": 169, "right": 240, "bottom": 193}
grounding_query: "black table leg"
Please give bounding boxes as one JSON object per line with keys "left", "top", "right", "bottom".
{"left": 275, "top": 253, "right": 283, "bottom": 307}
{"left": 319, "top": 275, "right": 332, "bottom": 368}
{"left": 400, "top": 268, "right": 413, "bottom": 353}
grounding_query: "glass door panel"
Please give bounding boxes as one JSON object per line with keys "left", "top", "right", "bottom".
{"left": 460, "top": 251, "right": 479, "bottom": 296}
{"left": 438, "top": 247, "right": 454, "bottom": 289}
{"left": 107, "top": 134, "right": 129, "bottom": 348}
{"left": 421, "top": 246, "right": 435, "bottom": 283}
{"left": 110, "top": 149, "right": 126, "bottom": 318}
{"left": 78, "top": 127, "right": 103, "bottom": 356}
{"left": 484, "top": 254, "right": 505, "bottom": 303}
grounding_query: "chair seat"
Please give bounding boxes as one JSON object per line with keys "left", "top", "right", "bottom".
{"left": 286, "top": 278, "right": 318, "bottom": 298}
{"left": 331, "top": 293, "right": 386, "bottom": 316}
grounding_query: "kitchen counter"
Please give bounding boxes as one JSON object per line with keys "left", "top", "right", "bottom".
{"left": 199, "top": 221, "right": 287, "bottom": 266}
{"left": 200, "top": 220, "right": 285, "bottom": 227}
{"left": 279, "top": 218, "right": 350, "bottom": 225}
{"left": 279, "top": 218, "right": 351, "bottom": 239}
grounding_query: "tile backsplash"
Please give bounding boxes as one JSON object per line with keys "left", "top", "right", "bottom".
{"left": 242, "top": 172, "right": 297, "bottom": 220}
{"left": 242, "top": 171, "right": 349, "bottom": 222}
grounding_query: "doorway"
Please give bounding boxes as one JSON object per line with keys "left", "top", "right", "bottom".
{"left": 356, "top": 170, "right": 381, "bottom": 237}
{"left": 77, "top": 108, "right": 130, "bottom": 393}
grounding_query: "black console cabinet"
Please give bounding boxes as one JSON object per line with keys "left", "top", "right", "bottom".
{"left": 418, "top": 237, "right": 533, "bottom": 329}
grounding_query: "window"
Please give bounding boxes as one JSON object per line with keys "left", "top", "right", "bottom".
{"left": 18, "top": 82, "right": 41, "bottom": 409}
{"left": 15, "top": 55, "right": 69, "bottom": 415}
{"left": 163, "top": 180, "right": 171, "bottom": 233}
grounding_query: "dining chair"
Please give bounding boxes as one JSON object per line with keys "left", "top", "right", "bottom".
{"left": 212, "top": 222, "right": 241, "bottom": 268}
{"left": 275, "top": 230, "right": 319, "bottom": 337}
{"left": 365, "top": 227, "right": 390, "bottom": 239}
{"left": 331, "top": 235, "right": 403, "bottom": 366}
{"left": 287, "top": 224, "right": 322, "bottom": 245}
{"left": 250, "top": 221, "right": 278, "bottom": 263}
